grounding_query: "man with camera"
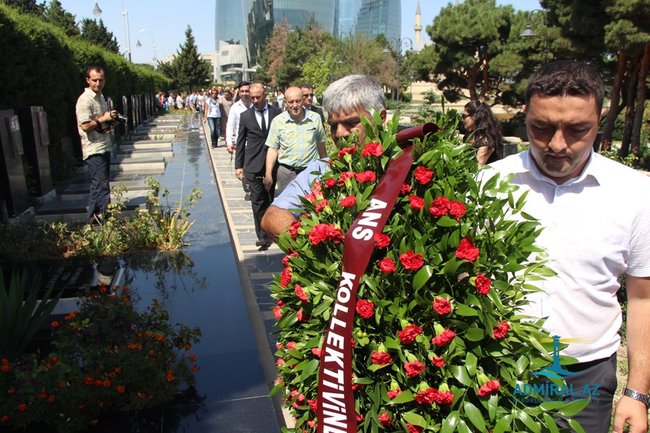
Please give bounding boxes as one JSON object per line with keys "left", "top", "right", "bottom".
{"left": 76, "top": 66, "right": 120, "bottom": 224}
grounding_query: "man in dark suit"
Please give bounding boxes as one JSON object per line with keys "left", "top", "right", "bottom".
{"left": 235, "top": 83, "right": 282, "bottom": 250}
{"left": 300, "top": 83, "right": 325, "bottom": 126}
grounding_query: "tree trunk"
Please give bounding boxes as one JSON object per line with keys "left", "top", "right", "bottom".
{"left": 620, "top": 55, "right": 641, "bottom": 157}
{"left": 601, "top": 50, "right": 627, "bottom": 151}
{"left": 630, "top": 43, "right": 650, "bottom": 160}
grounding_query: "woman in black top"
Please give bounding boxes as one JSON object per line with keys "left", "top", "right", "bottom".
{"left": 462, "top": 100, "right": 503, "bottom": 166}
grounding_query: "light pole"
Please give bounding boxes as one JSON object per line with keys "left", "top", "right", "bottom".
{"left": 385, "top": 37, "right": 413, "bottom": 106}
{"left": 136, "top": 28, "right": 157, "bottom": 66}
{"left": 92, "top": 1, "right": 132, "bottom": 62}
{"left": 520, "top": 9, "right": 548, "bottom": 63}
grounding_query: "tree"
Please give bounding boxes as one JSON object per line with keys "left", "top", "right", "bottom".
{"left": 0, "top": 0, "right": 45, "bottom": 15}
{"left": 426, "top": 0, "right": 514, "bottom": 101}
{"left": 79, "top": 18, "right": 119, "bottom": 54}
{"left": 169, "top": 26, "right": 211, "bottom": 90}
{"left": 44, "top": 0, "right": 78, "bottom": 37}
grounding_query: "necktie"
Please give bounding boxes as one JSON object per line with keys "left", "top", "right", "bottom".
{"left": 258, "top": 109, "right": 266, "bottom": 135}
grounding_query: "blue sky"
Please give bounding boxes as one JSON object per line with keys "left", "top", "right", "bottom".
{"left": 58, "top": 0, "right": 541, "bottom": 65}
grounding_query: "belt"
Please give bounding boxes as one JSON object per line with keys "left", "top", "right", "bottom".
{"left": 279, "top": 163, "right": 306, "bottom": 174}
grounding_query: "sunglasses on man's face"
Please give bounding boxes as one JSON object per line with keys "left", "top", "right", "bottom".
{"left": 302, "top": 93, "right": 314, "bottom": 98}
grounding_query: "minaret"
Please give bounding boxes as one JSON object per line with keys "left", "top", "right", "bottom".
{"left": 414, "top": 0, "right": 422, "bottom": 51}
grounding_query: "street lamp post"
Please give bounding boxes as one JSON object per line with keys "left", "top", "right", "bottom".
{"left": 136, "top": 28, "right": 157, "bottom": 66}
{"left": 386, "top": 37, "right": 413, "bottom": 106}
{"left": 520, "top": 9, "right": 548, "bottom": 63}
{"left": 92, "top": 1, "right": 132, "bottom": 62}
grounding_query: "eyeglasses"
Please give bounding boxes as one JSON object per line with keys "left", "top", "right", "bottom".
{"left": 302, "top": 93, "right": 314, "bottom": 98}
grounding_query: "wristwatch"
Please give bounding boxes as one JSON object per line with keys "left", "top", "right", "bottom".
{"left": 623, "top": 387, "right": 650, "bottom": 407}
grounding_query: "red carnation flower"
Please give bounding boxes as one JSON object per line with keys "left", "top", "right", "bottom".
{"left": 324, "top": 178, "right": 337, "bottom": 188}
{"left": 478, "top": 380, "right": 501, "bottom": 397}
{"left": 404, "top": 360, "right": 425, "bottom": 377}
{"left": 378, "top": 412, "right": 391, "bottom": 427}
{"left": 281, "top": 251, "right": 299, "bottom": 267}
{"left": 311, "top": 348, "right": 322, "bottom": 357}
{"left": 475, "top": 273, "right": 492, "bottom": 295}
{"left": 493, "top": 321, "right": 510, "bottom": 339}
{"left": 340, "top": 195, "right": 356, "bottom": 208}
{"left": 398, "top": 324, "right": 423, "bottom": 344}
{"left": 379, "top": 257, "right": 396, "bottom": 273}
{"left": 387, "top": 387, "right": 402, "bottom": 399}
{"left": 337, "top": 171, "right": 356, "bottom": 186}
{"left": 431, "top": 329, "right": 456, "bottom": 347}
{"left": 356, "top": 299, "right": 374, "bottom": 319}
{"left": 356, "top": 170, "right": 376, "bottom": 183}
{"left": 288, "top": 220, "right": 301, "bottom": 239}
{"left": 429, "top": 196, "right": 451, "bottom": 217}
{"left": 408, "top": 195, "right": 424, "bottom": 211}
{"left": 280, "top": 267, "right": 292, "bottom": 287}
{"left": 415, "top": 387, "right": 438, "bottom": 404}
{"left": 449, "top": 200, "right": 467, "bottom": 220}
{"left": 431, "top": 356, "right": 445, "bottom": 368}
{"left": 338, "top": 146, "right": 356, "bottom": 158}
{"left": 315, "top": 199, "right": 329, "bottom": 213}
{"left": 400, "top": 183, "right": 412, "bottom": 195}
{"left": 400, "top": 251, "right": 424, "bottom": 270}
{"left": 295, "top": 285, "right": 309, "bottom": 303}
{"left": 371, "top": 351, "right": 393, "bottom": 365}
{"left": 308, "top": 223, "right": 343, "bottom": 246}
{"left": 373, "top": 233, "right": 390, "bottom": 249}
{"left": 361, "top": 141, "right": 383, "bottom": 157}
{"left": 456, "top": 237, "right": 480, "bottom": 261}
{"left": 296, "top": 308, "right": 307, "bottom": 321}
{"left": 413, "top": 166, "right": 434, "bottom": 184}
{"left": 273, "top": 305, "right": 283, "bottom": 320}
{"left": 308, "top": 399, "right": 318, "bottom": 412}
{"left": 434, "top": 390, "right": 454, "bottom": 405}
{"left": 433, "top": 297, "right": 452, "bottom": 315}
{"left": 407, "top": 423, "right": 423, "bottom": 433}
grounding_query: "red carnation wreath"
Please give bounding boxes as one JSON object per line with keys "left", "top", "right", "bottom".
{"left": 270, "top": 113, "right": 586, "bottom": 432}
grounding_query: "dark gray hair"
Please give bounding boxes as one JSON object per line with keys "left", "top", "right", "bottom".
{"left": 323, "top": 75, "right": 385, "bottom": 115}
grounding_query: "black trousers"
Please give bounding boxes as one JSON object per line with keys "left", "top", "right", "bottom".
{"left": 245, "top": 169, "right": 274, "bottom": 241}
{"left": 85, "top": 152, "right": 111, "bottom": 221}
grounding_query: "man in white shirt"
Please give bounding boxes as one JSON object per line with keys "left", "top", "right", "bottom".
{"left": 488, "top": 60, "right": 650, "bottom": 433}
{"left": 225, "top": 81, "right": 252, "bottom": 199}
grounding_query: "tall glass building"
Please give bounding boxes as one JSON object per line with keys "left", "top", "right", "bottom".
{"left": 354, "top": 0, "right": 401, "bottom": 42}
{"left": 214, "top": 0, "right": 400, "bottom": 81}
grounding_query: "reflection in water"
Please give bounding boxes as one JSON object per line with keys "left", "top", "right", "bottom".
{"left": 121, "top": 250, "right": 208, "bottom": 301}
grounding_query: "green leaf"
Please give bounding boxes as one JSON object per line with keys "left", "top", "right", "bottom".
{"left": 515, "top": 409, "right": 541, "bottom": 433}
{"left": 441, "top": 411, "right": 459, "bottom": 433}
{"left": 492, "top": 415, "right": 512, "bottom": 433}
{"left": 465, "top": 352, "right": 478, "bottom": 376}
{"left": 464, "top": 327, "right": 484, "bottom": 342}
{"left": 388, "top": 390, "right": 414, "bottom": 404}
{"left": 299, "top": 359, "right": 319, "bottom": 381}
{"left": 401, "top": 411, "right": 427, "bottom": 427}
{"left": 542, "top": 413, "right": 561, "bottom": 433}
{"left": 557, "top": 398, "right": 590, "bottom": 418}
{"left": 413, "top": 265, "right": 433, "bottom": 290}
{"left": 450, "top": 365, "right": 473, "bottom": 386}
{"left": 457, "top": 420, "right": 472, "bottom": 433}
{"left": 463, "top": 401, "right": 487, "bottom": 432}
{"left": 437, "top": 215, "right": 458, "bottom": 227}
{"left": 515, "top": 355, "right": 530, "bottom": 375}
{"left": 455, "top": 304, "right": 479, "bottom": 317}
{"left": 566, "top": 418, "right": 586, "bottom": 433}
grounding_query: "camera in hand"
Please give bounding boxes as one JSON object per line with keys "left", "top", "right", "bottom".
{"left": 111, "top": 112, "right": 128, "bottom": 123}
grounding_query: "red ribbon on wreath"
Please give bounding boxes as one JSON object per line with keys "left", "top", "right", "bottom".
{"left": 317, "top": 124, "right": 436, "bottom": 433}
